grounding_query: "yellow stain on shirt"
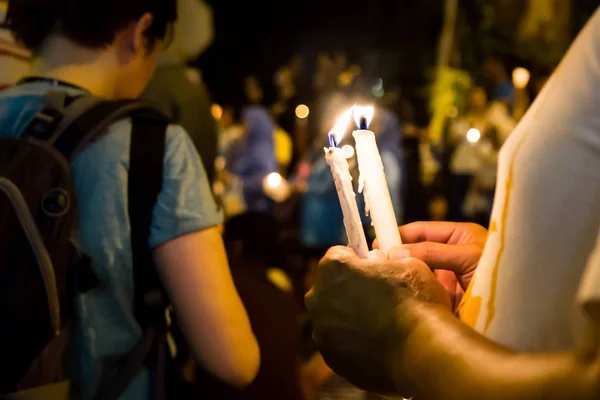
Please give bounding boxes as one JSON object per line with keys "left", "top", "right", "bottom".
{"left": 458, "top": 276, "right": 481, "bottom": 328}
{"left": 459, "top": 219, "right": 497, "bottom": 328}
{"left": 484, "top": 135, "right": 528, "bottom": 332}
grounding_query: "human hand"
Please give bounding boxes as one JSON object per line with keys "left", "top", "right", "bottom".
{"left": 394, "top": 222, "right": 487, "bottom": 290}
{"left": 305, "top": 246, "right": 450, "bottom": 394}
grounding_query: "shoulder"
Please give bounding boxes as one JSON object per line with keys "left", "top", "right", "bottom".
{"left": 163, "top": 124, "right": 199, "bottom": 162}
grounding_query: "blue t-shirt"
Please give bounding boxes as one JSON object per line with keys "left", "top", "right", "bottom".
{"left": 493, "top": 79, "right": 516, "bottom": 110}
{"left": 0, "top": 82, "right": 223, "bottom": 399}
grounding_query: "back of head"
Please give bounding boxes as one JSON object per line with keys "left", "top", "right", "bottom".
{"left": 161, "top": 0, "right": 213, "bottom": 63}
{"left": 5, "top": 0, "right": 177, "bottom": 53}
{"left": 482, "top": 56, "right": 508, "bottom": 82}
{"left": 243, "top": 106, "right": 273, "bottom": 145}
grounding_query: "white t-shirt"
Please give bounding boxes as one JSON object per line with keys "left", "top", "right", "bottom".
{"left": 458, "top": 9, "right": 600, "bottom": 352}
{"left": 577, "top": 229, "right": 600, "bottom": 315}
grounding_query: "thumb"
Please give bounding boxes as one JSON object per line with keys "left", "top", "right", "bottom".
{"left": 397, "top": 242, "right": 479, "bottom": 275}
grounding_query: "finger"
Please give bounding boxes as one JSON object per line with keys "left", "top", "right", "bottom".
{"left": 387, "top": 246, "right": 411, "bottom": 261}
{"left": 435, "top": 269, "right": 458, "bottom": 299}
{"left": 315, "top": 246, "right": 363, "bottom": 285}
{"left": 322, "top": 246, "right": 358, "bottom": 264}
{"left": 368, "top": 249, "right": 386, "bottom": 260}
{"left": 396, "top": 242, "right": 480, "bottom": 275}
{"left": 399, "top": 221, "right": 463, "bottom": 244}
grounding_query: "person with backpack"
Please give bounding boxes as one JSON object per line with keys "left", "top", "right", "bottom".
{"left": 0, "top": 1, "right": 259, "bottom": 399}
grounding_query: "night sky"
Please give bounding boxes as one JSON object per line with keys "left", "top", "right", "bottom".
{"left": 197, "top": 0, "right": 444, "bottom": 107}
{"left": 196, "top": 0, "right": 598, "bottom": 113}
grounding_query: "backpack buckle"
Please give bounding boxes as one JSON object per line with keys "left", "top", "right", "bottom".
{"left": 25, "top": 110, "right": 61, "bottom": 140}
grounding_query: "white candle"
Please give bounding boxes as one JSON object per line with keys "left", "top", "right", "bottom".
{"left": 325, "top": 147, "right": 369, "bottom": 258}
{"left": 352, "top": 106, "right": 402, "bottom": 256}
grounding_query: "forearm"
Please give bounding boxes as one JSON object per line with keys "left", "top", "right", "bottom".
{"left": 155, "top": 229, "right": 260, "bottom": 386}
{"left": 390, "top": 303, "right": 599, "bottom": 400}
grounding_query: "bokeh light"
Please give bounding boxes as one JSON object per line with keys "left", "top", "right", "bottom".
{"left": 512, "top": 67, "right": 531, "bottom": 89}
{"left": 211, "top": 104, "right": 223, "bottom": 121}
{"left": 214, "top": 156, "right": 226, "bottom": 171}
{"left": 266, "top": 172, "right": 283, "bottom": 188}
{"left": 295, "top": 104, "right": 310, "bottom": 119}
{"left": 466, "top": 128, "right": 481, "bottom": 143}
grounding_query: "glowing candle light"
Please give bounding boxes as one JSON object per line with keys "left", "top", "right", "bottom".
{"left": 352, "top": 106, "right": 402, "bottom": 256}
{"left": 466, "top": 128, "right": 481, "bottom": 143}
{"left": 324, "top": 108, "right": 369, "bottom": 258}
{"left": 262, "top": 172, "right": 290, "bottom": 203}
{"left": 512, "top": 67, "right": 531, "bottom": 89}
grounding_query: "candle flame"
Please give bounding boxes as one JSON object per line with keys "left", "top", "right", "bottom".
{"left": 353, "top": 105, "right": 375, "bottom": 129}
{"left": 266, "top": 172, "right": 283, "bottom": 188}
{"left": 328, "top": 107, "right": 354, "bottom": 147}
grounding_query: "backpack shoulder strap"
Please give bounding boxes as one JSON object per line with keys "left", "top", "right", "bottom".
{"left": 52, "top": 100, "right": 164, "bottom": 161}
{"left": 94, "top": 115, "right": 169, "bottom": 400}
{"left": 22, "top": 92, "right": 166, "bottom": 162}
{"left": 128, "top": 115, "right": 167, "bottom": 322}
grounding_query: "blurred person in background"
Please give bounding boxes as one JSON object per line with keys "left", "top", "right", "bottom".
{"left": 0, "top": 0, "right": 30, "bottom": 89}
{"left": 395, "top": 96, "right": 429, "bottom": 223}
{"left": 482, "top": 56, "right": 515, "bottom": 111}
{"left": 375, "top": 107, "right": 405, "bottom": 224}
{"left": 272, "top": 66, "right": 298, "bottom": 138}
{"left": 142, "top": 0, "right": 218, "bottom": 182}
{"left": 355, "top": 104, "right": 406, "bottom": 243}
{"left": 218, "top": 105, "right": 244, "bottom": 156}
{"left": 289, "top": 54, "right": 310, "bottom": 104}
{"left": 272, "top": 65, "right": 300, "bottom": 175}
{"left": 308, "top": 54, "right": 345, "bottom": 145}
{"left": 448, "top": 83, "right": 516, "bottom": 224}
{"left": 222, "top": 78, "right": 278, "bottom": 266}
{"left": 214, "top": 106, "right": 246, "bottom": 219}
{"left": 245, "top": 75, "right": 264, "bottom": 105}
{"left": 447, "top": 86, "right": 490, "bottom": 222}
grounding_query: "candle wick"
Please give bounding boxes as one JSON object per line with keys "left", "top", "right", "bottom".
{"left": 328, "top": 132, "right": 337, "bottom": 148}
{"left": 359, "top": 117, "right": 368, "bottom": 130}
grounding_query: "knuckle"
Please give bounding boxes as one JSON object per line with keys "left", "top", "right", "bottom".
{"left": 419, "top": 242, "right": 433, "bottom": 260}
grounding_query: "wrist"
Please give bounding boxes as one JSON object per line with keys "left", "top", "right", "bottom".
{"left": 385, "top": 300, "right": 454, "bottom": 397}
{"left": 382, "top": 299, "right": 440, "bottom": 396}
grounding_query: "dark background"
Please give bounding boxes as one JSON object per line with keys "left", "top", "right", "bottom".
{"left": 197, "top": 0, "right": 444, "bottom": 107}
{"left": 196, "top": 0, "right": 599, "bottom": 117}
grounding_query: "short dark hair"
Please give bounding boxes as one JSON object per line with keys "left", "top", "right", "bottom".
{"left": 5, "top": 0, "right": 177, "bottom": 53}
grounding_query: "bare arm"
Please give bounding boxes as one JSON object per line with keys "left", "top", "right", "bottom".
{"left": 154, "top": 227, "right": 260, "bottom": 387}
{"left": 307, "top": 244, "right": 600, "bottom": 400}
{"left": 393, "top": 301, "right": 600, "bottom": 400}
